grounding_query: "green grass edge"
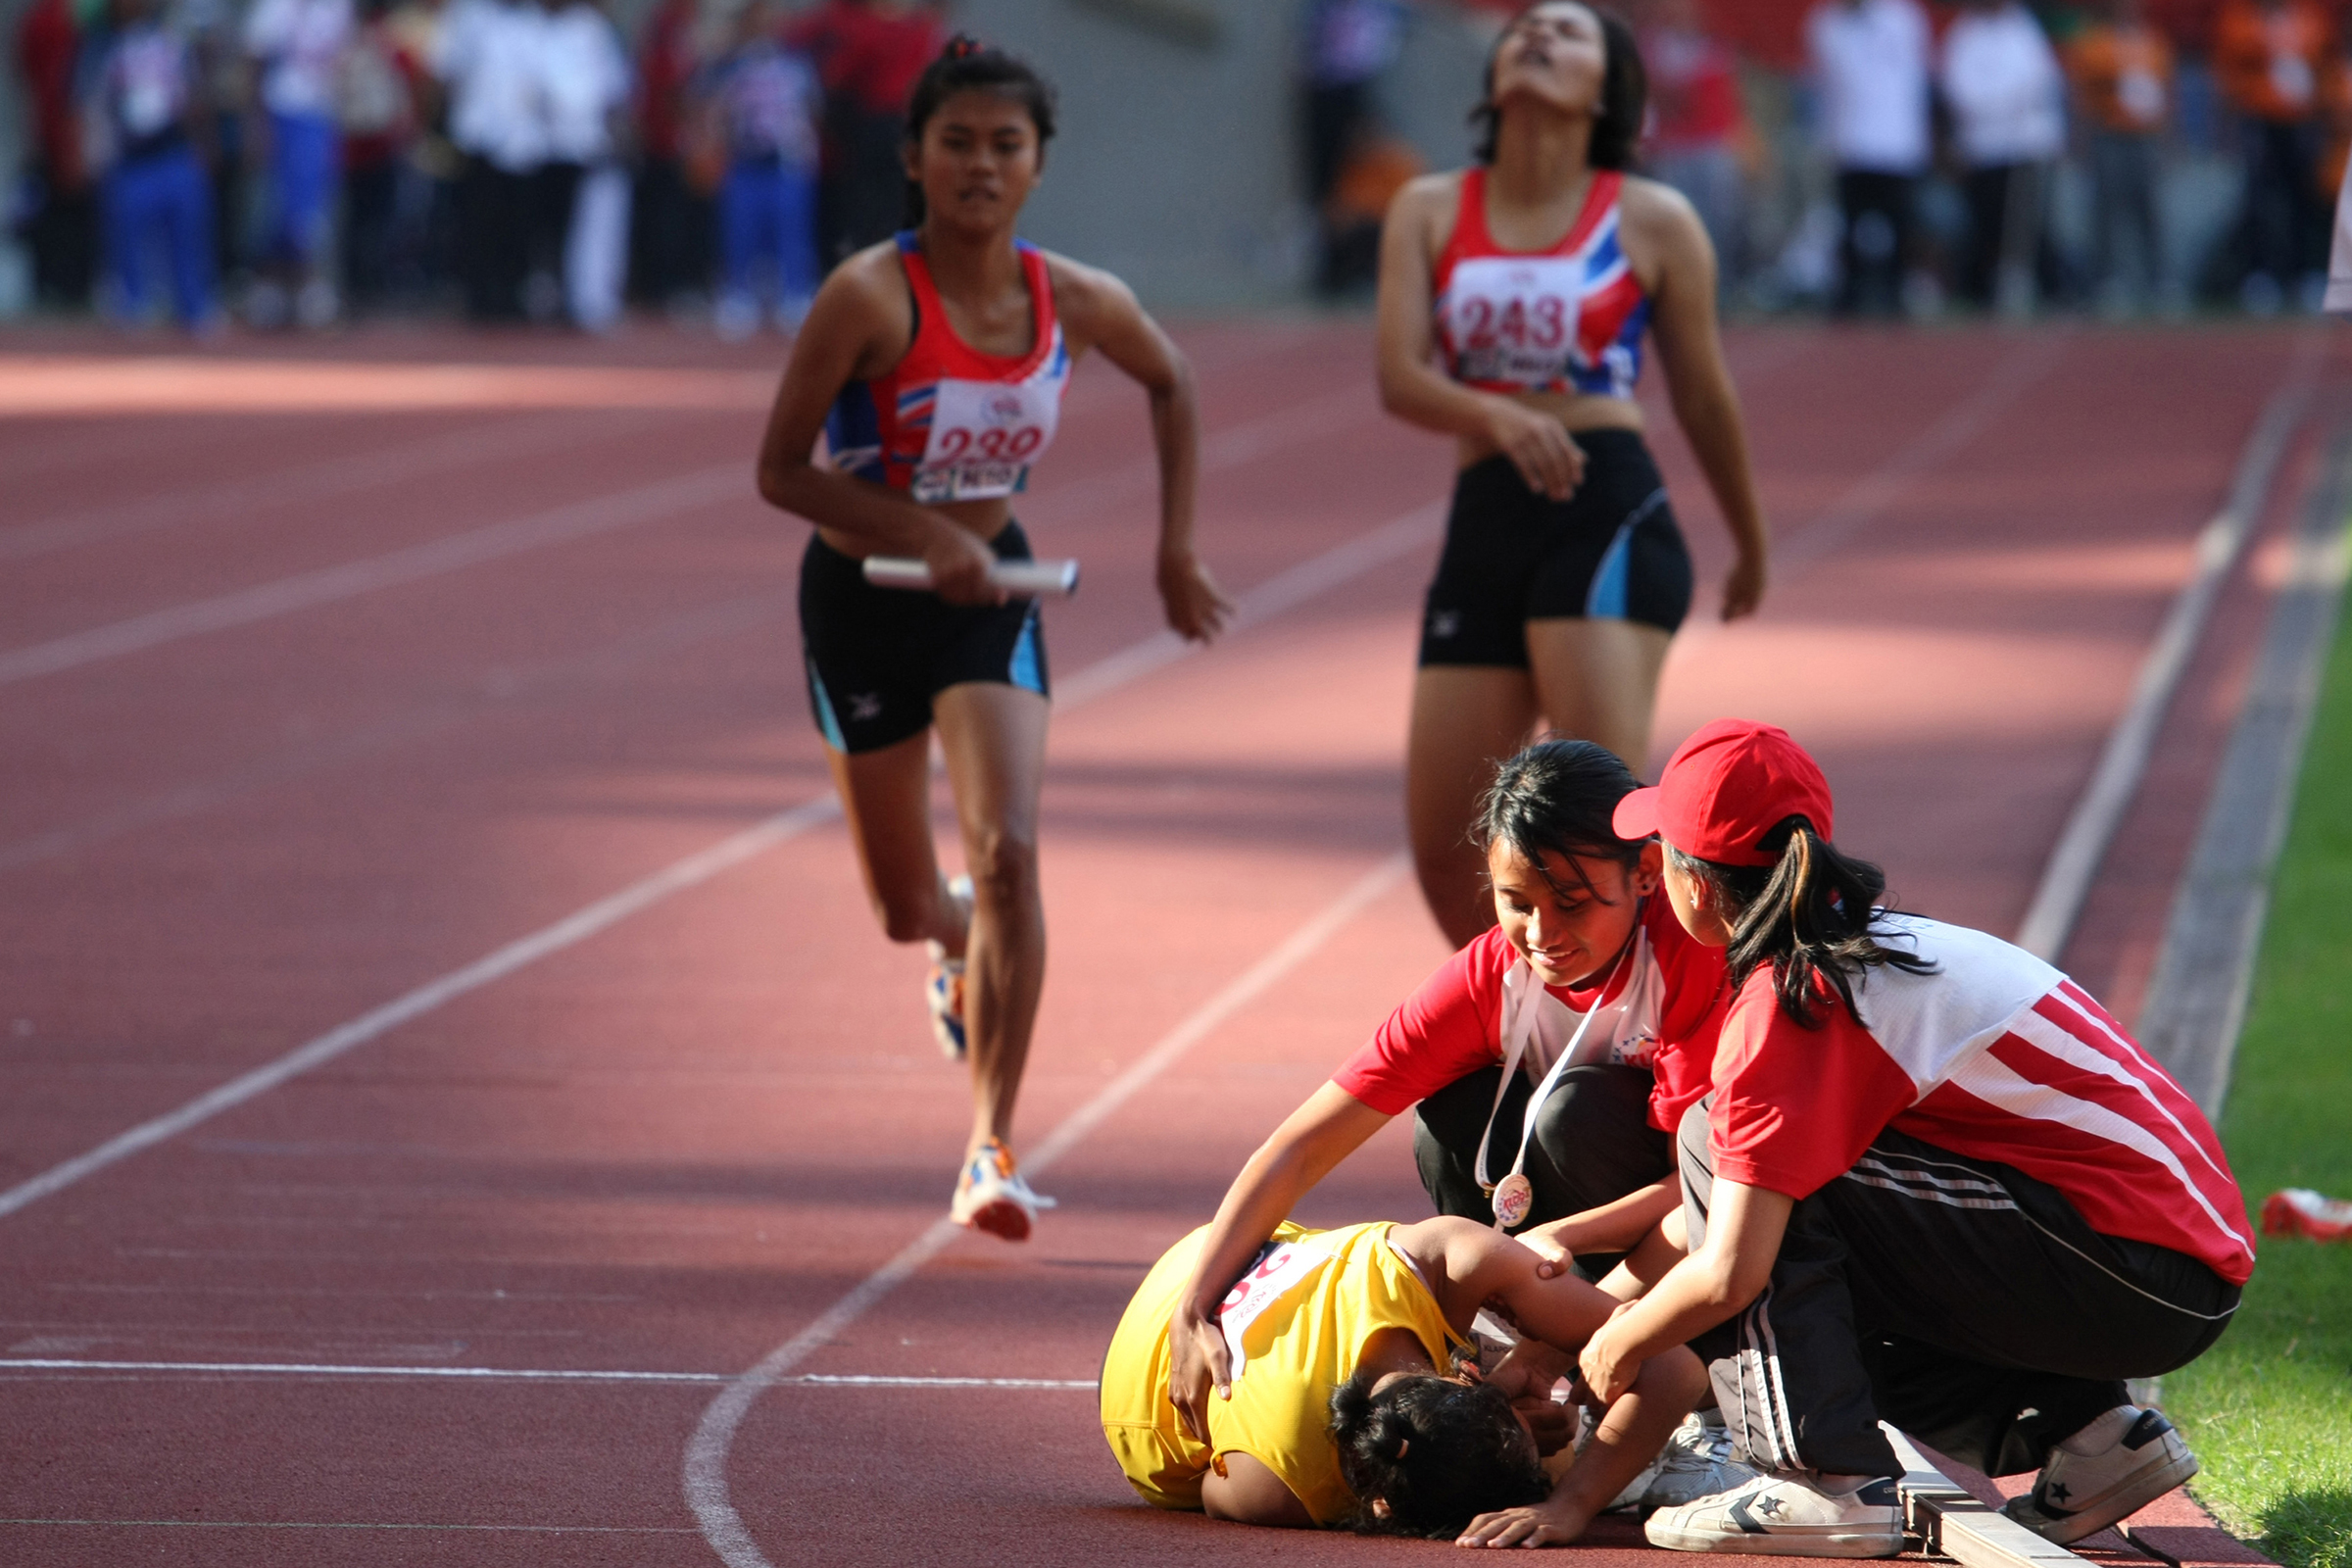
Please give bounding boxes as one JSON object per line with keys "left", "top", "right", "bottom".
{"left": 2159, "top": 513, "right": 2352, "bottom": 1568}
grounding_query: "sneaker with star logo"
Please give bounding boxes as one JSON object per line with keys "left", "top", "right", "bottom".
{"left": 1644, "top": 1471, "right": 1903, "bottom": 1556}
{"left": 2001, "top": 1406, "right": 2198, "bottom": 1544}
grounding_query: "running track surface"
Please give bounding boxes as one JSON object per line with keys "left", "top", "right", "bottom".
{"left": 0, "top": 318, "right": 2330, "bottom": 1567}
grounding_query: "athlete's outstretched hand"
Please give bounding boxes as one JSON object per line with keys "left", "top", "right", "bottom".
{"left": 1484, "top": 398, "right": 1586, "bottom": 502}
{"left": 1719, "top": 545, "right": 1766, "bottom": 621}
{"left": 1158, "top": 549, "right": 1236, "bottom": 643}
{"left": 922, "top": 520, "right": 1007, "bottom": 608}
{"left": 1167, "top": 1304, "right": 1231, "bottom": 1444}
{"left": 1456, "top": 1492, "right": 1591, "bottom": 1549}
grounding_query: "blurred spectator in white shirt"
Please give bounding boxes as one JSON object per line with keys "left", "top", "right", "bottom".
{"left": 436, "top": 0, "right": 547, "bottom": 319}
{"left": 244, "top": 0, "right": 354, "bottom": 326}
{"left": 1939, "top": 0, "right": 2066, "bottom": 313}
{"left": 1807, "top": 0, "right": 1932, "bottom": 316}
{"left": 539, "top": 0, "right": 632, "bottom": 329}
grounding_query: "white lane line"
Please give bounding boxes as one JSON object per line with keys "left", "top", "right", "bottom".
{"left": 2014, "top": 332, "right": 2324, "bottom": 960}
{"left": 0, "top": 412, "right": 633, "bottom": 564}
{"left": 0, "top": 464, "right": 749, "bottom": 688}
{"left": 681, "top": 850, "right": 1413, "bottom": 1568}
{"left": 0, "top": 498, "right": 1441, "bottom": 1223}
{"left": 0, "top": 1519, "right": 700, "bottom": 1535}
{"left": 0, "top": 1358, "right": 1097, "bottom": 1389}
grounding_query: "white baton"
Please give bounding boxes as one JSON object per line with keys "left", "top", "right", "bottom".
{"left": 860, "top": 557, "right": 1081, "bottom": 597}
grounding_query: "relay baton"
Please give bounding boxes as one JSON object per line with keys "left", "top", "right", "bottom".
{"left": 860, "top": 556, "right": 1081, "bottom": 597}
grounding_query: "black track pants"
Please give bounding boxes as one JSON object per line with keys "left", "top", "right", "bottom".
{"left": 1415, "top": 1062, "right": 1672, "bottom": 1280}
{"left": 1677, "top": 1100, "right": 2239, "bottom": 1480}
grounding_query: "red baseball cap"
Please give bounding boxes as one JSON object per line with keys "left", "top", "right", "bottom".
{"left": 1611, "top": 719, "right": 1835, "bottom": 867}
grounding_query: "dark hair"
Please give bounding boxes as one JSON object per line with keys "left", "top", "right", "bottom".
{"left": 1330, "top": 1369, "right": 1549, "bottom": 1539}
{"left": 1471, "top": 737, "right": 1644, "bottom": 903}
{"left": 1664, "top": 820, "right": 1936, "bottom": 1029}
{"left": 1471, "top": 3, "right": 1644, "bottom": 169}
{"left": 902, "top": 35, "right": 1058, "bottom": 226}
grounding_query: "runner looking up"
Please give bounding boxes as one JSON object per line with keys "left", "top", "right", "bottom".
{"left": 1376, "top": 1, "right": 1771, "bottom": 947}
{"left": 756, "top": 37, "right": 1233, "bottom": 1241}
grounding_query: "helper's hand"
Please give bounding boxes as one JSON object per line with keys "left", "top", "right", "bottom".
{"left": 1484, "top": 398, "right": 1585, "bottom": 502}
{"left": 1156, "top": 549, "right": 1235, "bottom": 643}
{"left": 1515, "top": 1394, "right": 1575, "bottom": 1458}
{"left": 1167, "top": 1305, "right": 1231, "bottom": 1445}
{"left": 1576, "top": 1302, "right": 1640, "bottom": 1406}
{"left": 1517, "top": 1219, "right": 1577, "bottom": 1281}
{"left": 922, "top": 521, "right": 1004, "bottom": 607}
{"left": 1457, "top": 1492, "right": 1590, "bottom": 1549}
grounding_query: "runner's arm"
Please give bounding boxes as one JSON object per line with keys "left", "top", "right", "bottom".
{"left": 1518, "top": 1174, "right": 1681, "bottom": 1276}
{"left": 754, "top": 256, "right": 1003, "bottom": 605}
{"left": 1632, "top": 179, "right": 1769, "bottom": 621}
{"left": 1051, "top": 257, "right": 1232, "bottom": 643}
{"left": 1373, "top": 174, "right": 1585, "bottom": 501}
{"left": 1167, "top": 1083, "right": 1391, "bottom": 1443}
{"left": 1580, "top": 1178, "right": 1790, "bottom": 1401}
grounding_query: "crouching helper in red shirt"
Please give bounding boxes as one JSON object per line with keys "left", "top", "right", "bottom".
{"left": 1571, "top": 719, "right": 2249, "bottom": 1558}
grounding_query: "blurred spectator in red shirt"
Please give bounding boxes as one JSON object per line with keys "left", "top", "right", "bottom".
{"left": 1640, "top": 0, "right": 1751, "bottom": 290}
{"left": 14, "top": 0, "right": 96, "bottom": 306}
{"left": 631, "top": 0, "right": 710, "bottom": 308}
{"left": 789, "top": 0, "right": 943, "bottom": 261}
{"left": 337, "top": 0, "right": 424, "bottom": 310}
{"left": 2214, "top": 0, "right": 2332, "bottom": 310}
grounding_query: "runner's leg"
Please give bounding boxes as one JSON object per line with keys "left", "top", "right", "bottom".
{"left": 933, "top": 680, "right": 1051, "bottom": 1155}
{"left": 1406, "top": 665, "right": 1537, "bottom": 949}
{"left": 824, "top": 727, "right": 967, "bottom": 955}
{"left": 1525, "top": 617, "right": 1673, "bottom": 775}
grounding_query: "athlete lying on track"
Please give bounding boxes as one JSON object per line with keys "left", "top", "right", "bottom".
{"left": 1101, "top": 1214, "right": 1706, "bottom": 1544}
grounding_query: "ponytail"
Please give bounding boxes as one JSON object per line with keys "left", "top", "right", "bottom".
{"left": 1329, "top": 1365, "right": 1547, "bottom": 1539}
{"left": 1667, "top": 816, "right": 1936, "bottom": 1029}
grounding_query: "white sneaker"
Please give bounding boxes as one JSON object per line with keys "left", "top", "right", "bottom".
{"left": 923, "top": 875, "right": 973, "bottom": 1060}
{"left": 1642, "top": 1409, "right": 1752, "bottom": 1513}
{"left": 2002, "top": 1406, "right": 2198, "bottom": 1544}
{"left": 949, "top": 1137, "right": 1055, "bottom": 1242}
{"left": 1645, "top": 1472, "right": 1904, "bottom": 1556}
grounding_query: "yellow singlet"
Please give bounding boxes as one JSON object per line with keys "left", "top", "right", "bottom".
{"left": 1099, "top": 1221, "right": 1463, "bottom": 1526}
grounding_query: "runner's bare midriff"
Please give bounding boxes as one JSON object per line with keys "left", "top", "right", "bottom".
{"left": 816, "top": 496, "right": 1015, "bottom": 560}
{"left": 1456, "top": 389, "right": 1644, "bottom": 472}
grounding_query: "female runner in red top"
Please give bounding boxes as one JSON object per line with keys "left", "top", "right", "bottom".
{"left": 756, "top": 38, "right": 1232, "bottom": 1241}
{"left": 1376, "top": 2, "right": 1771, "bottom": 947}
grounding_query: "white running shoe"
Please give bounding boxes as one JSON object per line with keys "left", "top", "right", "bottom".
{"left": 923, "top": 875, "right": 973, "bottom": 1060}
{"left": 1644, "top": 1472, "right": 1904, "bottom": 1556}
{"left": 1642, "top": 1409, "right": 1752, "bottom": 1514}
{"left": 950, "top": 1137, "right": 1055, "bottom": 1242}
{"left": 2002, "top": 1406, "right": 2199, "bottom": 1544}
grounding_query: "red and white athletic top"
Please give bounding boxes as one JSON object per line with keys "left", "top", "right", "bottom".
{"left": 1335, "top": 897, "right": 1730, "bottom": 1134}
{"left": 824, "top": 230, "right": 1073, "bottom": 505}
{"left": 1709, "top": 914, "right": 2255, "bottom": 1285}
{"left": 1431, "top": 167, "right": 1652, "bottom": 401}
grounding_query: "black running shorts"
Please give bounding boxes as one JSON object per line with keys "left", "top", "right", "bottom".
{"left": 799, "top": 519, "right": 1050, "bottom": 755}
{"left": 1418, "top": 429, "right": 1693, "bottom": 668}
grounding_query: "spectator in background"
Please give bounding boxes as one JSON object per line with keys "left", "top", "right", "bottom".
{"left": 337, "top": 0, "right": 422, "bottom": 310}
{"left": 630, "top": 0, "right": 708, "bottom": 309}
{"left": 705, "top": 0, "right": 822, "bottom": 339}
{"left": 181, "top": 0, "right": 250, "bottom": 301}
{"left": 1806, "top": 0, "right": 1932, "bottom": 318}
{"left": 14, "top": 0, "right": 96, "bottom": 308}
{"left": 1640, "top": 0, "right": 1751, "bottom": 294}
{"left": 245, "top": 0, "right": 356, "bottom": 328}
{"left": 85, "top": 0, "right": 219, "bottom": 330}
{"left": 1297, "top": 0, "right": 1403, "bottom": 298}
{"left": 436, "top": 0, "right": 546, "bottom": 320}
{"left": 2214, "top": 0, "right": 2332, "bottom": 312}
{"left": 2066, "top": 0, "right": 2175, "bottom": 313}
{"left": 789, "top": 0, "right": 942, "bottom": 260}
{"left": 1939, "top": 0, "right": 2067, "bottom": 316}
{"left": 541, "top": 0, "right": 632, "bottom": 330}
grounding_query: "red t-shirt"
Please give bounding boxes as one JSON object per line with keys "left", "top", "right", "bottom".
{"left": 1334, "top": 897, "right": 1730, "bottom": 1134}
{"left": 1707, "top": 915, "right": 2254, "bottom": 1286}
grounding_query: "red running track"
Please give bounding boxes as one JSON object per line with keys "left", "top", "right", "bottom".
{"left": 0, "top": 318, "right": 2328, "bottom": 1567}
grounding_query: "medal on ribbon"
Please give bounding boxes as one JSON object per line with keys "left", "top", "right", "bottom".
{"left": 1491, "top": 1171, "right": 1534, "bottom": 1230}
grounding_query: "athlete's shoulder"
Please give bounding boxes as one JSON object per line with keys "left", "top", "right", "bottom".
{"left": 1392, "top": 168, "right": 1469, "bottom": 224}
{"left": 1614, "top": 172, "right": 1703, "bottom": 237}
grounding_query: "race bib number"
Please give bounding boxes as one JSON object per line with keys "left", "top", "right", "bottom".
{"left": 1216, "top": 1234, "right": 1337, "bottom": 1380}
{"left": 1443, "top": 257, "right": 1584, "bottom": 391}
{"left": 911, "top": 377, "right": 1058, "bottom": 504}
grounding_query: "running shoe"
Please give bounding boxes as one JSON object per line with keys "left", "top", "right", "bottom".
{"left": 2262, "top": 1187, "right": 2352, "bottom": 1242}
{"left": 1644, "top": 1472, "right": 1904, "bottom": 1556}
{"left": 923, "top": 876, "right": 973, "bottom": 1061}
{"left": 1641, "top": 1409, "right": 1750, "bottom": 1514}
{"left": 2001, "top": 1407, "right": 2198, "bottom": 1544}
{"left": 950, "top": 1137, "right": 1055, "bottom": 1242}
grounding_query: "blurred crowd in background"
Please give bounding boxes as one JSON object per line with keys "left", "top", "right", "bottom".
{"left": 12, "top": 0, "right": 2352, "bottom": 332}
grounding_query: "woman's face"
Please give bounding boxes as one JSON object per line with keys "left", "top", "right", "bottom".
{"left": 1487, "top": 838, "right": 1660, "bottom": 988}
{"left": 1489, "top": 3, "right": 1609, "bottom": 122}
{"left": 906, "top": 90, "right": 1043, "bottom": 237}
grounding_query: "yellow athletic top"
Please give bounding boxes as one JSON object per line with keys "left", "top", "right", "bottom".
{"left": 1099, "top": 1220, "right": 1463, "bottom": 1526}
